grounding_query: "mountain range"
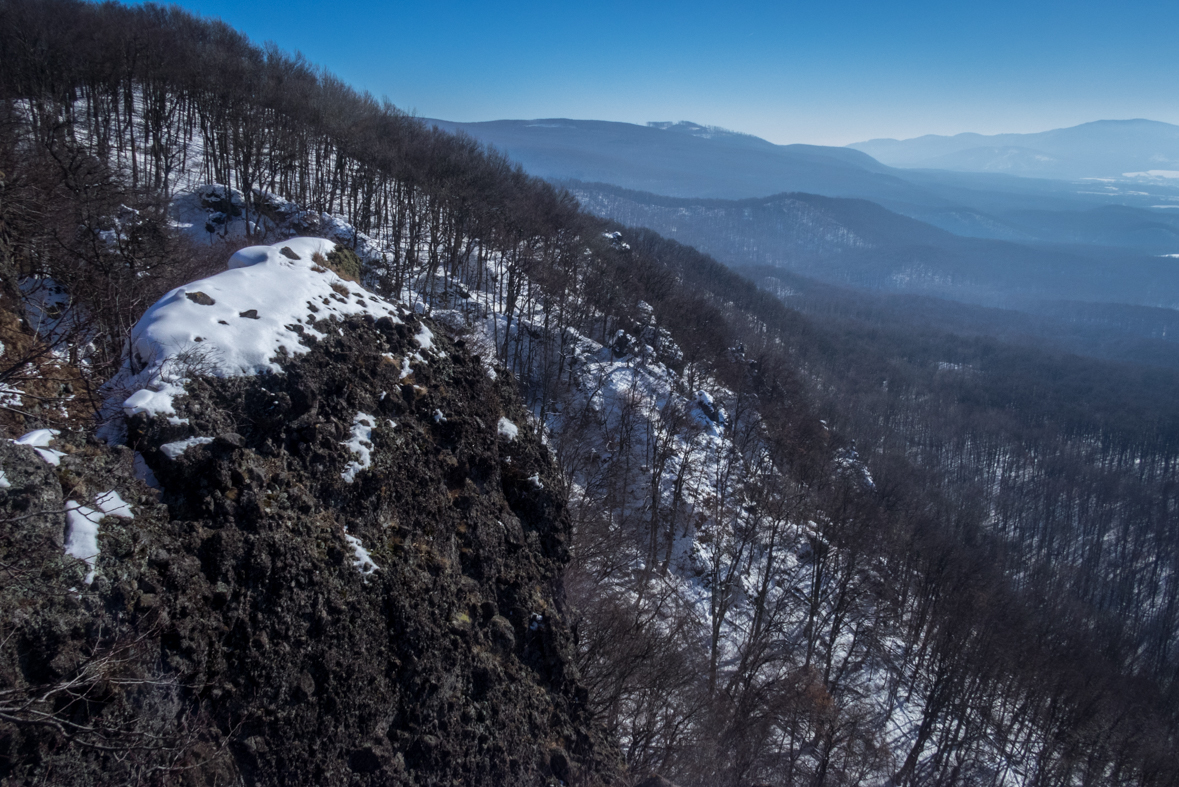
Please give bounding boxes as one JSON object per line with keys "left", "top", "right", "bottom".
{"left": 848, "top": 118, "right": 1179, "bottom": 180}
{"left": 429, "top": 118, "right": 1179, "bottom": 241}
{"left": 435, "top": 117, "right": 1179, "bottom": 369}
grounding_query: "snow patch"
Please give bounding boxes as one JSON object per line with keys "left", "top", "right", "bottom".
{"left": 0, "top": 385, "right": 21, "bottom": 408}
{"left": 160, "top": 436, "right": 214, "bottom": 459}
{"left": 13, "top": 429, "right": 65, "bottom": 466}
{"left": 95, "top": 490, "right": 134, "bottom": 519}
{"left": 344, "top": 530, "right": 379, "bottom": 577}
{"left": 497, "top": 417, "right": 519, "bottom": 441}
{"left": 341, "top": 412, "right": 375, "bottom": 483}
{"left": 415, "top": 323, "right": 435, "bottom": 351}
{"left": 122, "top": 382, "right": 186, "bottom": 418}
{"left": 64, "top": 502, "right": 102, "bottom": 584}
{"left": 108, "top": 237, "right": 403, "bottom": 431}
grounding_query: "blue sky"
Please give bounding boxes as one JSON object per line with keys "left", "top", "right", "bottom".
{"left": 149, "top": 0, "right": 1179, "bottom": 146}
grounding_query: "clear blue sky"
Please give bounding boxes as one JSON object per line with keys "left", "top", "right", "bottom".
{"left": 146, "top": 0, "right": 1179, "bottom": 146}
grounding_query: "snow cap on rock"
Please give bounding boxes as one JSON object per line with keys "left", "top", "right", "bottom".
{"left": 108, "top": 237, "right": 404, "bottom": 429}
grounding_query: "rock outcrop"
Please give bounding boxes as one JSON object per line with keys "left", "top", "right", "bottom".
{"left": 0, "top": 244, "right": 622, "bottom": 785}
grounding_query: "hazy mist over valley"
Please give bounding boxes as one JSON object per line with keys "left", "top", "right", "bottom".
{"left": 430, "top": 116, "right": 1179, "bottom": 369}
{"left": 2, "top": 1, "right": 1179, "bottom": 785}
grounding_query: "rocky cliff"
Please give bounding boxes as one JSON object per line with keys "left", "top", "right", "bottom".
{"left": 0, "top": 240, "right": 622, "bottom": 786}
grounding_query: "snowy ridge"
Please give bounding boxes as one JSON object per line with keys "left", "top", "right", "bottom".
{"left": 403, "top": 219, "right": 943, "bottom": 783}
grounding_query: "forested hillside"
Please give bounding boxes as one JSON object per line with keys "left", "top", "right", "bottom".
{"left": 568, "top": 181, "right": 1179, "bottom": 309}
{"left": 1, "top": 1, "right": 1178, "bottom": 785}
{"left": 739, "top": 266, "right": 1179, "bottom": 369}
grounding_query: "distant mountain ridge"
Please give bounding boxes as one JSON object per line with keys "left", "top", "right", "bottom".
{"left": 428, "top": 117, "right": 1179, "bottom": 241}
{"left": 849, "top": 119, "right": 1179, "bottom": 180}
{"left": 427, "top": 117, "right": 911, "bottom": 201}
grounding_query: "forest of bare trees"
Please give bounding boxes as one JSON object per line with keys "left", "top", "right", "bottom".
{"left": 2, "top": 1, "right": 1178, "bottom": 784}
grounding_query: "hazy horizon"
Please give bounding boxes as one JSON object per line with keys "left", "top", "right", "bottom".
{"left": 429, "top": 115, "right": 1177, "bottom": 147}
{"left": 133, "top": 0, "right": 1179, "bottom": 147}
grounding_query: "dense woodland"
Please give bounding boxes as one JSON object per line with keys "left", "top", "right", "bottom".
{"left": 744, "top": 268, "right": 1179, "bottom": 370}
{"left": 2, "top": 1, "right": 1179, "bottom": 784}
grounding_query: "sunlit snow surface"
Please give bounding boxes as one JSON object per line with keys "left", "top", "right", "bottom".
{"left": 61, "top": 492, "right": 134, "bottom": 586}
{"left": 12, "top": 429, "right": 65, "bottom": 466}
{"left": 159, "top": 436, "right": 215, "bottom": 459}
{"left": 95, "top": 490, "right": 134, "bottom": 520}
{"left": 110, "top": 237, "right": 403, "bottom": 424}
{"left": 64, "top": 502, "right": 102, "bottom": 584}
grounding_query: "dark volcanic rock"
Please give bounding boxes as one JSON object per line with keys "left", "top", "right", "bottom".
{"left": 0, "top": 312, "right": 622, "bottom": 786}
